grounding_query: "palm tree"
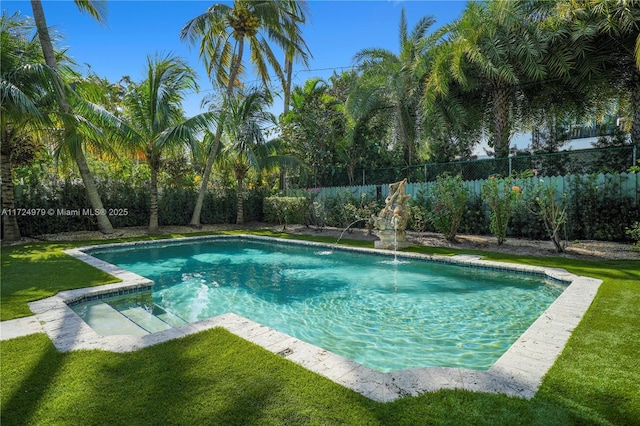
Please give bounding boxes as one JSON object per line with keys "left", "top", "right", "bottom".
{"left": 352, "top": 7, "right": 435, "bottom": 166}
{"left": 425, "top": 0, "right": 549, "bottom": 158}
{"left": 553, "top": 0, "right": 640, "bottom": 144}
{"left": 0, "top": 12, "right": 55, "bottom": 241}
{"left": 29, "top": 0, "right": 114, "bottom": 233}
{"left": 121, "top": 53, "right": 215, "bottom": 233}
{"left": 180, "top": 0, "right": 309, "bottom": 227}
{"left": 280, "top": 1, "right": 312, "bottom": 113}
{"left": 219, "top": 88, "right": 289, "bottom": 224}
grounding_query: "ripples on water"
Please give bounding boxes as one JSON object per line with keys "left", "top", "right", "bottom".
{"left": 90, "top": 239, "right": 565, "bottom": 372}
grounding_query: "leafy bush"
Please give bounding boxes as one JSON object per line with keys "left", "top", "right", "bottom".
{"left": 429, "top": 174, "right": 468, "bottom": 241}
{"left": 460, "top": 196, "right": 489, "bottom": 236}
{"left": 510, "top": 202, "right": 547, "bottom": 240}
{"left": 408, "top": 186, "right": 433, "bottom": 233}
{"left": 565, "top": 174, "right": 639, "bottom": 241}
{"left": 321, "top": 189, "right": 379, "bottom": 231}
{"left": 481, "top": 175, "right": 522, "bottom": 245}
{"left": 626, "top": 222, "right": 640, "bottom": 251}
{"left": 263, "top": 196, "right": 308, "bottom": 229}
{"left": 528, "top": 180, "right": 568, "bottom": 252}
{"left": 201, "top": 190, "right": 236, "bottom": 224}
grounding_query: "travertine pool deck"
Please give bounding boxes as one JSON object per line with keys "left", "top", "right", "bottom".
{"left": 1, "top": 235, "right": 602, "bottom": 402}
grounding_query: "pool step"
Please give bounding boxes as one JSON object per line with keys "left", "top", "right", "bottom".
{"left": 120, "top": 307, "right": 173, "bottom": 333}
{"left": 155, "top": 309, "right": 188, "bottom": 328}
{"left": 81, "top": 301, "right": 149, "bottom": 336}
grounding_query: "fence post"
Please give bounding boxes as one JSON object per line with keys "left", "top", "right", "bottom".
{"left": 633, "top": 144, "right": 637, "bottom": 168}
{"left": 508, "top": 156, "right": 512, "bottom": 176}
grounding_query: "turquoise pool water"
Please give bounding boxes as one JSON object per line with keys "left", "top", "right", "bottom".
{"left": 76, "top": 238, "right": 565, "bottom": 372}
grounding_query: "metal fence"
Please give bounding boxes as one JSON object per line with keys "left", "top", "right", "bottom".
{"left": 289, "top": 145, "right": 638, "bottom": 188}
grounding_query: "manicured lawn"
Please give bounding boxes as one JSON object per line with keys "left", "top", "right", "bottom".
{"left": 1, "top": 231, "right": 639, "bottom": 425}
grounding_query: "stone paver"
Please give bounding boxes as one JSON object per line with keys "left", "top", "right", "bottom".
{"left": 0, "top": 316, "right": 44, "bottom": 340}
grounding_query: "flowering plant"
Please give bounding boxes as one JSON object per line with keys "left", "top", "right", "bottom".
{"left": 481, "top": 175, "right": 522, "bottom": 245}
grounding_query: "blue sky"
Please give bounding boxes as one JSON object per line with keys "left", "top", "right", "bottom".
{"left": 4, "top": 0, "right": 468, "bottom": 117}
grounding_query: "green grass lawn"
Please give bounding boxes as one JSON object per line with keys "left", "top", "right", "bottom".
{"left": 1, "top": 231, "right": 639, "bottom": 425}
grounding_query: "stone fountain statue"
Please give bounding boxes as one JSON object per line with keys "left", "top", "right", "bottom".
{"left": 372, "top": 178, "right": 411, "bottom": 250}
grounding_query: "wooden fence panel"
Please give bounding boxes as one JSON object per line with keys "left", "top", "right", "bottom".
{"left": 315, "top": 172, "right": 639, "bottom": 205}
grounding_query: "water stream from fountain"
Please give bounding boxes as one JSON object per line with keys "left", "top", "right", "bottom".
{"left": 316, "top": 218, "right": 368, "bottom": 255}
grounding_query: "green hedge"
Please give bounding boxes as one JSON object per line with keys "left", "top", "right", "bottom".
{"left": 13, "top": 181, "right": 266, "bottom": 236}
{"left": 10, "top": 174, "right": 639, "bottom": 243}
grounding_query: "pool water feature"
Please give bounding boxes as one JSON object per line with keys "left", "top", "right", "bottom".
{"left": 73, "top": 238, "right": 566, "bottom": 372}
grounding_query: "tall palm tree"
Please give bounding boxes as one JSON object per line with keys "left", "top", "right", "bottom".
{"left": 425, "top": 0, "right": 549, "bottom": 158}
{"left": 352, "top": 7, "right": 435, "bottom": 166}
{"left": 280, "top": 0, "right": 312, "bottom": 113}
{"left": 121, "top": 53, "right": 215, "bottom": 233}
{"left": 220, "top": 88, "right": 292, "bottom": 224}
{"left": 0, "top": 12, "right": 55, "bottom": 241}
{"left": 29, "top": 0, "right": 114, "bottom": 233}
{"left": 277, "top": 1, "right": 311, "bottom": 191}
{"left": 180, "top": 0, "right": 309, "bottom": 227}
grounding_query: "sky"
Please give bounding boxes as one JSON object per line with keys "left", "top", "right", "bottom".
{"left": 3, "top": 0, "right": 468, "bottom": 118}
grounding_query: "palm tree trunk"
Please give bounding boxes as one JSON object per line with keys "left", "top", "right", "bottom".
{"left": 190, "top": 125, "right": 222, "bottom": 227}
{"left": 190, "top": 37, "right": 245, "bottom": 227}
{"left": 1, "top": 144, "right": 20, "bottom": 241}
{"left": 630, "top": 69, "right": 640, "bottom": 145}
{"left": 30, "top": 0, "right": 113, "bottom": 234}
{"left": 492, "top": 87, "right": 512, "bottom": 159}
{"left": 149, "top": 163, "right": 159, "bottom": 233}
{"left": 236, "top": 176, "right": 244, "bottom": 225}
{"left": 75, "top": 148, "right": 114, "bottom": 233}
{"left": 278, "top": 56, "right": 293, "bottom": 192}
{"left": 283, "top": 56, "right": 293, "bottom": 112}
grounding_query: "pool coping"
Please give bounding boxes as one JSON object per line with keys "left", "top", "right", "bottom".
{"left": 28, "top": 234, "right": 602, "bottom": 402}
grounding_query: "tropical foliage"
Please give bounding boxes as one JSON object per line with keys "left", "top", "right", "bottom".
{"left": 119, "top": 53, "right": 214, "bottom": 232}
{"left": 429, "top": 173, "right": 469, "bottom": 241}
{"left": 352, "top": 7, "right": 435, "bottom": 166}
{"left": 2, "top": 0, "right": 639, "bottom": 241}
{"left": 217, "top": 88, "right": 288, "bottom": 224}
{"left": 0, "top": 12, "right": 52, "bottom": 241}
{"left": 28, "top": 0, "right": 115, "bottom": 234}
{"left": 481, "top": 175, "right": 522, "bottom": 245}
{"left": 180, "top": 0, "right": 310, "bottom": 227}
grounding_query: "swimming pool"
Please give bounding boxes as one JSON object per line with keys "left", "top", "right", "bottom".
{"left": 71, "top": 237, "right": 565, "bottom": 372}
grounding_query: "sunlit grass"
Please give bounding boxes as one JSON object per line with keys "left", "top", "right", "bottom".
{"left": 1, "top": 230, "right": 638, "bottom": 424}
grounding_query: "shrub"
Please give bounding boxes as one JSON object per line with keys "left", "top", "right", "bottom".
{"left": 566, "top": 174, "right": 639, "bottom": 241}
{"left": 528, "top": 180, "right": 568, "bottom": 252}
{"left": 626, "top": 221, "right": 640, "bottom": 251}
{"left": 321, "top": 189, "right": 378, "bottom": 231}
{"left": 481, "top": 175, "right": 522, "bottom": 245}
{"left": 429, "top": 174, "right": 468, "bottom": 241}
{"left": 460, "top": 195, "right": 489, "bottom": 236}
{"left": 408, "top": 186, "right": 433, "bottom": 233}
{"left": 263, "top": 196, "right": 308, "bottom": 229}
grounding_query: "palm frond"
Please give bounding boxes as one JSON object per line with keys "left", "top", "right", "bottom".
{"left": 72, "top": 0, "right": 108, "bottom": 24}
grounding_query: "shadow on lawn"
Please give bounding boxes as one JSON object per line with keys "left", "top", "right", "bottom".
{"left": 1, "top": 339, "right": 60, "bottom": 425}
{"left": 66, "top": 329, "right": 324, "bottom": 424}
